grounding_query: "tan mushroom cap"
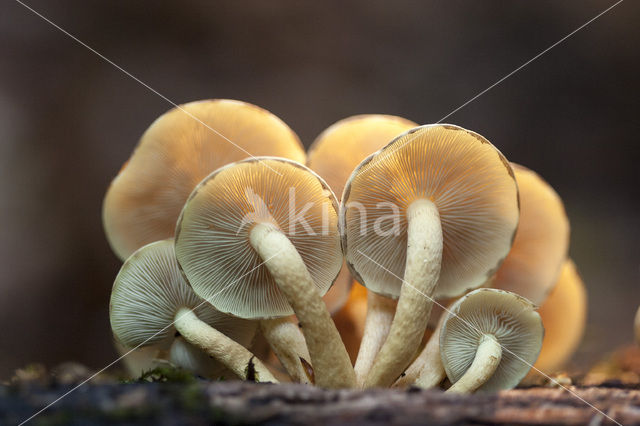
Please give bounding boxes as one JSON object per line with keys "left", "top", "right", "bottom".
{"left": 103, "top": 99, "right": 306, "bottom": 260}
{"left": 440, "top": 289, "right": 543, "bottom": 393}
{"left": 307, "top": 114, "right": 418, "bottom": 201}
{"left": 174, "top": 157, "right": 343, "bottom": 319}
{"left": 110, "top": 239, "right": 256, "bottom": 349}
{"left": 493, "top": 164, "right": 569, "bottom": 305}
{"left": 532, "top": 260, "right": 587, "bottom": 374}
{"left": 341, "top": 124, "right": 519, "bottom": 299}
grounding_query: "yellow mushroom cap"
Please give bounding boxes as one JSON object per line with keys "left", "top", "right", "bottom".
{"left": 341, "top": 124, "right": 519, "bottom": 299}
{"left": 493, "top": 164, "right": 570, "bottom": 305}
{"left": 532, "top": 260, "right": 587, "bottom": 375}
{"left": 174, "top": 157, "right": 343, "bottom": 319}
{"left": 307, "top": 114, "right": 418, "bottom": 201}
{"left": 110, "top": 239, "right": 256, "bottom": 349}
{"left": 440, "top": 288, "right": 544, "bottom": 393}
{"left": 103, "top": 99, "right": 306, "bottom": 260}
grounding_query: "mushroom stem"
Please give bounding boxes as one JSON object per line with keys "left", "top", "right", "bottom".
{"left": 354, "top": 292, "right": 396, "bottom": 387}
{"left": 260, "top": 318, "right": 313, "bottom": 384}
{"left": 365, "top": 198, "right": 443, "bottom": 388}
{"left": 250, "top": 222, "right": 356, "bottom": 388}
{"left": 173, "top": 307, "right": 278, "bottom": 383}
{"left": 447, "top": 334, "right": 502, "bottom": 394}
{"left": 394, "top": 323, "right": 445, "bottom": 388}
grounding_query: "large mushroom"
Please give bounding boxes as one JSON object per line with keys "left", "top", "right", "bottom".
{"left": 341, "top": 124, "right": 519, "bottom": 387}
{"left": 110, "top": 239, "right": 276, "bottom": 382}
{"left": 103, "top": 99, "right": 305, "bottom": 260}
{"left": 530, "top": 260, "right": 587, "bottom": 376}
{"left": 308, "top": 115, "right": 417, "bottom": 328}
{"left": 492, "top": 163, "right": 570, "bottom": 304}
{"left": 175, "top": 157, "right": 355, "bottom": 388}
{"left": 437, "top": 289, "right": 543, "bottom": 393}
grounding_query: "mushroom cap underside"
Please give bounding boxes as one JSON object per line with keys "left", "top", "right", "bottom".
{"left": 440, "top": 288, "right": 543, "bottom": 393}
{"left": 341, "top": 124, "right": 519, "bottom": 299}
{"left": 175, "top": 157, "right": 343, "bottom": 319}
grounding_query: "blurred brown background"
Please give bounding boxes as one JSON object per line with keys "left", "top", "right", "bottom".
{"left": 0, "top": 0, "right": 638, "bottom": 378}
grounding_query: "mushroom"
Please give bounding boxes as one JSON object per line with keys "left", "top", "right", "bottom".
{"left": 340, "top": 124, "right": 519, "bottom": 387}
{"left": 114, "top": 340, "right": 166, "bottom": 378}
{"left": 110, "top": 239, "right": 277, "bottom": 382}
{"left": 436, "top": 289, "right": 543, "bottom": 393}
{"left": 174, "top": 157, "right": 355, "bottom": 388}
{"left": 530, "top": 260, "right": 587, "bottom": 376}
{"left": 103, "top": 99, "right": 306, "bottom": 261}
{"left": 492, "top": 163, "right": 570, "bottom": 305}
{"left": 308, "top": 115, "right": 417, "bottom": 321}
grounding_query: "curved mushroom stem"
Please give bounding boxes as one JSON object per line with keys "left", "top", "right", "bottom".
{"left": 394, "top": 322, "right": 445, "bottom": 388}
{"left": 174, "top": 307, "right": 278, "bottom": 383}
{"left": 365, "top": 198, "right": 442, "bottom": 388}
{"left": 260, "top": 318, "right": 314, "bottom": 384}
{"left": 354, "top": 292, "right": 397, "bottom": 387}
{"left": 447, "top": 334, "right": 502, "bottom": 394}
{"left": 250, "top": 222, "right": 356, "bottom": 388}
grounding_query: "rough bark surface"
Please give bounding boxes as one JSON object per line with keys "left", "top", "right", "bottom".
{"left": 3, "top": 381, "right": 639, "bottom": 425}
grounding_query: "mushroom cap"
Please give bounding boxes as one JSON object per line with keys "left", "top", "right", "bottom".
{"left": 110, "top": 239, "right": 256, "bottom": 349}
{"left": 532, "top": 260, "right": 587, "bottom": 374}
{"left": 103, "top": 99, "right": 306, "bottom": 260}
{"left": 307, "top": 114, "right": 418, "bottom": 201}
{"left": 493, "top": 164, "right": 570, "bottom": 305}
{"left": 174, "top": 157, "right": 343, "bottom": 319}
{"left": 440, "top": 288, "right": 543, "bottom": 393}
{"left": 340, "top": 124, "right": 519, "bottom": 299}
{"left": 169, "top": 337, "right": 234, "bottom": 379}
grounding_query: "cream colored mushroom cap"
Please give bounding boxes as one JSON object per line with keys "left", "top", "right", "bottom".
{"left": 307, "top": 115, "right": 418, "bottom": 201}
{"left": 440, "top": 288, "right": 543, "bottom": 393}
{"left": 174, "top": 157, "right": 343, "bottom": 319}
{"left": 493, "top": 164, "right": 570, "bottom": 305}
{"left": 340, "top": 124, "right": 519, "bottom": 299}
{"left": 103, "top": 99, "right": 306, "bottom": 260}
{"left": 533, "top": 260, "right": 587, "bottom": 374}
{"left": 110, "top": 239, "right": 256, "bottom": 349}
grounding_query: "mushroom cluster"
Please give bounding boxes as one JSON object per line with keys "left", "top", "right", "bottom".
{"left": 103, "top": 100, "right": 588, "bottom": 392}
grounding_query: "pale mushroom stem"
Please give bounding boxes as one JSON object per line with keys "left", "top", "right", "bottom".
{"left": 365, "top": 198, "right": 443, "bottom": 388}
{"left": 354, "top": 291, "right": 396, "bottom": 387}
{"left": 260, "top": 318, "right": 314, "bottom": 384}
{"left": 447, "top": 334, "right": 502, "bottom": 394}
{"left": 250, "top": 222, "right": 356, "bottom": 388}
{"left": 173, "top": 307, "right": 278, "bottom": 383}
{"left": 394, "top": 322, "right": 445, "bottom": 388}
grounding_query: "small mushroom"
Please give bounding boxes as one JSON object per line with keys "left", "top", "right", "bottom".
{"left": 308, "top": 115, "right": 417, "bottom": 319}
{"left": 437, "top": 289, "right": 543, "bottom": 393}
{"left": 110, "top": 239, "right": 277, "bottom": 382}
{"left": 175, "top": 157, "right": 355, "bottom": 388}
{"left": 114, "top": 340, "right": 166, "bottom": 378}
{"left": 341, "top": 124, "right": 519, "bottom": 387}
{"left": 492, "top": 164, "right": 570, "bottom": 305}
{"left": 531, "top": 260, "right": 587, "bottom": 375}
{"left": 103, "top": 99, "right": 305, "bottom": 260}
